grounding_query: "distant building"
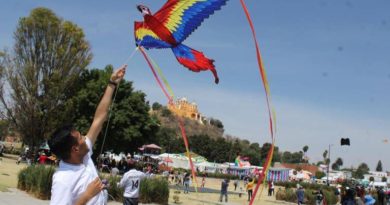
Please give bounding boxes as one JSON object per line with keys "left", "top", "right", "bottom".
{"left": 167, "top": 97, "right": 205, "bottom": 123}
{"left": 273, "top": 162, "right": 319, "bottom": 175}
{"left": 364, "top": 171, "right": 388, "bottom": 182}
{"left": 327, "top": 170, "right": 352, "bottom": 181}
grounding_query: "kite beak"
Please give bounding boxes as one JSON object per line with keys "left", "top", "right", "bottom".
{"left": 137, "top": 5, "right": 143, "bottom": 13}
{"left": 137, "top": 5, "right": 150, "bottom": 16}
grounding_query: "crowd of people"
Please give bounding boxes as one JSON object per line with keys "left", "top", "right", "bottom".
{"left": 15, "top": 147, "right": 56, "bottom": 165}
{"left": 295, "top": 184, "right": 390, "bottom": 205}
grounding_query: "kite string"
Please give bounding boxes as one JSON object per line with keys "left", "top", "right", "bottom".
{"left": 98, "top": 46, "right": 139, "bottom": 158}
{"left": 139, "top": 47, "right": 199, "bottom": 192}
{"left": 123, "top": 46, "right": 140, "bottom": 65}
{"left": 238, "top": 0, "right": 277, "bottom": 204}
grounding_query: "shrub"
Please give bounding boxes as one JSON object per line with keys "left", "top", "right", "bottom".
{"left": 276, "top": 187, "right": 337, "bottom": 205}
{"left": 322, "top": 189, "right": 337, "bottom": 205}
{"left": 139, "top": 177, "right": 169, "bottom": 205}
{"left": 275, "top": 181, "right": 336, "bottom": 193}
{"left": 17, "top": 165, "right": 55, "bottom": 199}
{"left": 275, "top": 188, "right": 286, "bottom": 200}
{"left": 105, "top": 175, "right": 124, "bottom": 202}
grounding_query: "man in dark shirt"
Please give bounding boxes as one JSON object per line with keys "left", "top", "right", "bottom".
{"left": 220, "top": 179, "right": 229, "bottom": 202}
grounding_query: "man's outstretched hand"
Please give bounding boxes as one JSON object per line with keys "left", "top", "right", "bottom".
{"left": 111, "top": 64, "right": 127, "bottom": 84}
{"left": 75, "top": 177, "right": 104, "bottom": 205}
{"left": 85, "top": 177, "right": 104, "bottom": 199}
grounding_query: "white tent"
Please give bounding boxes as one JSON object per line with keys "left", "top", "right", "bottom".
{"left": 158, "top": 153, "right": 190, "bottom": 169}
{"left": 195, "top": 161, "right": 228, "bottom": 173}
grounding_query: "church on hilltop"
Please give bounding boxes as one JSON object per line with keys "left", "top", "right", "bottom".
{"left": 167, "top": 97, "right": 205, "bottom": 124}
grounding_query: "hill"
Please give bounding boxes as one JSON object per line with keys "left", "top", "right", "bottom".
{"left": 150, "top": 106, "right": 224, "bottom": 139}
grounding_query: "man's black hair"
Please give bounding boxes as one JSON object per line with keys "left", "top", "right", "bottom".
{"left": 128, "top": 160, "right": 136, "bottom": 170}
{"left": 48, "top": 124, "right": 78, "bottom": 160}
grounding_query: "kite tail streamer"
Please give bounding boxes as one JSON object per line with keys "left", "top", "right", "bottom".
{"left": 239, "top": 0, "right": 277, "bottom": 204}
{"left": 139, "top": 47, "right": 171, "bottom": 101}
{"left": 148, "top": 54, "right": 175, "bottom": 99}
{"left": 139, "top": 47, "right": 199, "bottom": 193}
{"left": 177, "top": 117, "right": 199, "bottom": 192}
{"left": 256, "top": 143, "right": 275, "bottom": 200}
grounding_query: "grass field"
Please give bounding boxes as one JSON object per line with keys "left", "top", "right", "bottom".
{"left": 0, "top": 154, "right": 24, "bottom": 189}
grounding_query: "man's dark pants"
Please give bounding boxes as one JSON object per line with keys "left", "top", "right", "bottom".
{"left": 124, "top": 197, "right": 138, "bottom": 205}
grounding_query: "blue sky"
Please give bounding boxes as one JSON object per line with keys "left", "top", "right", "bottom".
{"left": 1, "top": 0, "right": 389, "bottom": 171}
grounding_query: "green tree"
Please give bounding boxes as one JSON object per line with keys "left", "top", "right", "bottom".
{"left": 188, "top": 134, "right": 214, "bottom": 160}
{"left": 282, "top": 151, "right": 292, "bottom": 163}
{"left": 382, "top": 177, "right": 387, "bottom": 182}
{"left": 242, "top": 140, "right": 250, "bottom": 145}
{"left": 302, "top": 145, "right": 309, "bottom": 162}
{"left": 232, "top": 139, "right": 241, "bottom": 154}
{"left": 316, "top": 161, "right": 324, "bottom": 166}
{"left": 161, "top": 107, "right": 172, "bottom": 118}
{"left": 325, "top": 158, "right": 330, "bottom": 165}
{"left": 353, "top": 163, "right": 370, "bottom": 179}
{"left": 332, "top": 157, "right": 343, "bottom": 170}
{"left": 303, "top": 145, "right": 309, "bottom": 153}
{"left": 260, "top": 143, "right": 273, "bottom": 165}
{"left": 152, "top": 102, "right": 163, "bottom": 111}
{"left": 0, "top": 120, "right": 11, "bottom": 140}
{"left": 335, "top": 158, "right": 343, "bottom": 167}
{"left": 0, "top": 8, "right": 92, "bottom": 149}
{"left": 209, "top": 118, "right": 224, "bottom": 130}
{"left": 208, "top": 137, "right": 231, "bottom": 163}
{"left": 292, "top": 151, "right": 304, "bottom": 163}
{"left": 331, "top": 162, "right": 340, "bottom": 170}
{"left": 272, "top": 147, "right": 282, "bottom": 163}
{"left": 323, "top": 150, "right": 328, "bottom": 163}
{"left": 155, "top": 127, "right": 184, "bottom": 153}
{"left": 376, "top": 160, "right": 383, "bottom": 172}
{"left": 315, "top": 171, "right": 326, "bottom": 179}
{"left": 71, "top": 66, "right": 159, "bottom": 155}
{"left": 282, "top": 151, "right": 303, "bottom": 163}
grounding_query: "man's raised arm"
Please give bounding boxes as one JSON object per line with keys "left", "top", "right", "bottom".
{"left": 86, "top": 65, "right": 126, "bottom": 145}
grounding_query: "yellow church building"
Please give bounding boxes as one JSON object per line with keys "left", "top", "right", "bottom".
{"left": 167, "top": 97, "right": 204, "bottom": 124}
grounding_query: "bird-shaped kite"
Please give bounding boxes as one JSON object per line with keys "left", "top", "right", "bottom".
{"left": 134, "top": 0, "right": 229, "bottom": 84}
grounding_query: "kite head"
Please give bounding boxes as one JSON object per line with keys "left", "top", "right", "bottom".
{"left": 137, "top": 5, "right": 151, "bottom": 16}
